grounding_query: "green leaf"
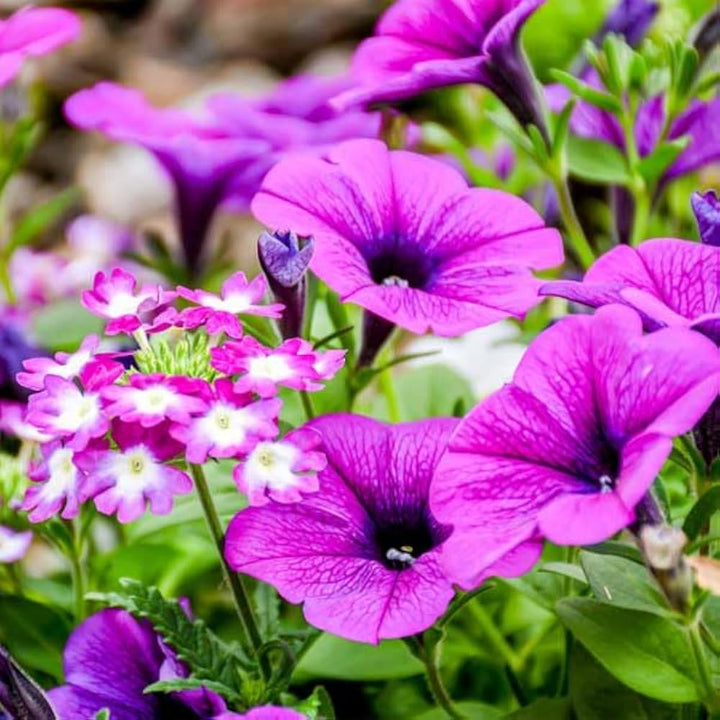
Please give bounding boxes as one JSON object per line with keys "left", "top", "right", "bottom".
{"left": 566, "top": 135, "right": 632, "bottom": 185}
{"left": 683, "top": 486, "right": 720, "bottom": 541}
{"left": 0, "top": 596, "right": 71, "bottom": 680}
{"left": 571, "top": 643, "right": 683, "bottom": 720}
{"left": 94, "top": 711, "right": 111, "bottom": 720}
{"left": 557, "top": 598, "right": 700, "bottom": 703}
{"left": 294, "top": 634, "right": 424, "bottom": 682}
{"left": 7, "top": 188, "right": 79, "bottom": 254}
{"left": 295, "top": 685, "right": 337, "bottom": 720}
{"left": 549, "top": 69, "right": 622, "bottom": 112}
{"left": 539, "top": 562, "right": 588, "bottom": 585}
{"left": 418, "top": 701, "right": 503, "bottom": 719}
{"left": 502, "top": 698, "right": 572, "bottom": 719}
{"left": 580, "top": 550, "right": 673, "bottom": 617}
{"left": 32, "top": 299, "right": 104, "bottom": 353}
{"left": 92, "top": 579, "right": 252, "bottom": 693}
{"left": 637, "top": 138, "right": 690, "bottom": 186}
{"left": 583, "top": 541, "right": 644, "bottom": 565}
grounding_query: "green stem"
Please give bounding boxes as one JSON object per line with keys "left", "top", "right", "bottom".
{"left": 190, "top": 464, "right": 270, "bottom": 680}
{"left": 69, "top": 533, "right": 85, "bottom": 622}
{"left": 0, "top": 255, "right": 14, "bottom": 304}
{"left": 552, "top": 174, "right": 595, "bottom": 270}
{"left": 378, "top": 366, "right": 401, "bottom": 423}
{"left": 689, "top": 622, "right": 720, "bottom": 712}
{"left": 300, "top": 390, "right": 315, "bottom": 421}
{"left": 629, "top": 187, "right": 651, "bottom": 247}
{"left": 437, "top": 584, "right": 493, "bottom": 629}
{"left": 409, "top": 636, "right": 465, "bottom": 719}
{"left": 467, "top": 601, "right": 521, "bottom": 672}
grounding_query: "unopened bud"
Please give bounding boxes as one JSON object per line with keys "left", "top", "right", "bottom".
{"left": 691, "top": 190, "right": 720, "bottom": 247}
{"left": 258, "top": 231, "right": 314, "bottom": 339}
{"left": 0, "top": 646, "right": 57, "bottom": 719}
{"left": 639, "top": 524, "right": 692, "bottom": 612}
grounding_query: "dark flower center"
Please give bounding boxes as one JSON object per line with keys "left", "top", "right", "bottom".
{"left": 373, "top": 517, "right": 443, "bottom": 570}
{"left": 592, "top": 441, "right": 621, "bottom": 493}
{"left": 367, "top": 246, "right": 434, "bottom": 290}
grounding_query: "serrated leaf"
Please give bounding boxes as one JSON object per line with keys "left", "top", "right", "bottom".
{"left": 557, "top": 598, "right": 700, "bottom": 703}
{"left": 143, "top": 678, "right": 241, "bottom": 704}
{"left": 94, "top": 579, "right": 252, "bottom": 696}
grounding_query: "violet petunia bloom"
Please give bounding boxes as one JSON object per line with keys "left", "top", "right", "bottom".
{"left": 217, "top": 709, "right": 306, "bottom": 720}
{"left": 540, "top": 238, "right": 720, "bottom": 344}
{"left": 207, "top": 74, "right": 382, "bottom": 208}
{"left": 226, "top": 415, "right": 457, "bottom": 643}
{"left": 49, "top": 609, "right": 225, "bottom": 720}
{"left": 430, "top": 306, "right": 719, "bottom": 590}
{"left": 593, "top": 0, "right": 659, "bottom": 49}
{"left": 252, "top": 139, "right": 563, "bottom": 341}
{"left": 333, "top": 0, "right": 548, "bottom": 133}
{"left": 64, "top": 83, "right": 269, "bottom": 276}
{"left": 0, "top": 7, "right": 80, "bottom": 88}
{"left": 692, "top": 190, "right": 720, "bottom": 247}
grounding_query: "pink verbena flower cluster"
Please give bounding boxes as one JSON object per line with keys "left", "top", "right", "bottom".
{"left": 13, "top": 267, "right": 344, "bottom": 524}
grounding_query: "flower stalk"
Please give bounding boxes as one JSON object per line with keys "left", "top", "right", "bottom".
{"left": 190, "top": 463, "right": 270, "bottom": 681}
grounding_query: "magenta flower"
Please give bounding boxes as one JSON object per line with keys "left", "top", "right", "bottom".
{"left": 178, "top": 272, "right": 283, "bottom": 339}
{"left": 692, "top": 190, "right": 720, "bottom": 247}
{"left": 82, "top": 268, "right": 177, "bottom": 337}
{"left": 218, "top": 709, "right": 306, "bottom": 720}
{"left": 232, "top": 427, "right": 326, "bottom": 506}
{"left": 0, "top": 401, "right": 51, "bottom": 443}
{"left": 49, "top": 609, "right": 225, "bottom": 719}
{"left": 0, "top": 526, "right": 32, "bottom": 564}
{"left": 23, "top": 443, "right": 85, "bottom": 522}
{"left": 76, "top": 421, "right": 192, "bottom": 523}
{"left": 333, "top": 0, "right": 547, "bottom": 132}
{"left": 541, "top": 238, "right": 720, "bottom": 344}
{"left": 226, "top": 415, "right": 456, "bottom": 643}
{"left": 170, "top": 379, "right": 281, "bottom": 464}
{"left": 26, "top": 377, "right": 108, "bottom": 451}
{"left": 207, "top": 73, "right": 382, "bottom": 208}
{"left": 430, "top": 306, "right": 719, "bottom": 590}
{"left": 17, "top": 335, "right": 101, "bottom": 391}
{"left": 101, "top": 374, "right": 209, "bottom": 429}
{"left": 252, "top": 139, "right": 562, "bottom": 342}
{"left": 211, "top": 337, "right": 343, "bottom": 398}
{"left": 64, "top": 82, "right": 268, "bottom": 276}
{"left": 0, "top": 7, "right": 81, "bottom": 88}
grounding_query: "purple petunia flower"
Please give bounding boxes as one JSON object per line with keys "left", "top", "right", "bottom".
{"left": 218, "top": 709, "right": 306, "bottom": 720}
{"left": 430, "top": 305, "right": 719, "bottom": 590}
{"left": 333, "top": 0, "right": 548, "bottom": 133}
{"left": 0, "top": 7, "right": 80, "bottom": 88}
{"left": 540, "top": 238, "right": 720, "bottom": 344}
{"left": 76, "top": 421, "right": 192, "bottom": 523}
{"left": 593, "top": 0, "right": 659, "bottom": 49}
{"left": 692, "top": 190, "right": 720, "bottom": 247}
{"left": 252, "top": 139, "right": 563, "bottom": 343}
{"left": 226, "top": 415, "right": 457, "bottom": 643}
{"left": 49, "top": 609, "right": 225, "bottom": 719}
{"left": 64, "top": 83, "right": 268, "bottom": 276}
{"left": 0, "top": 316, "right": 43, "bottom": 401}
{"left": 206, "top": 74, "right": 382, "bottom": 208}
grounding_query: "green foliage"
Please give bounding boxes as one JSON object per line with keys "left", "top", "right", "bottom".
{"left": 32, "top": 299, "right": 104, "bottom": 353}
{"left": 502, "top": 698, "right": 572, "bottom": 719}
{"left": 565, "top": 136, "right": 632, "bottom": 185}
{"left": 91, "top": 579, "right": 251, "bottom": 703}
{"left": 557, "top": 598, "right": 700, "bottom": 703}
{"left": 294, "top": 634, "right": 424, "bottom": 682}
{"left": 683, "top": 486, "right": 720, "bottom": 541}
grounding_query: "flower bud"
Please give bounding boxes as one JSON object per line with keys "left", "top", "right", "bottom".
{"left": 691, "top": 190, "right": 720, "bottom": 247}
{"left": 0, "top": 646, "right": 58, "bottom": 719}
{"left": 358, "top": 311, "right": 395, "bottom": 368}
{"left": 693, "top": 8, "right": 720, "bottom": 67}
{"left": 639, "top": 524, "right": 692, "bottom": 612}
{"left": 258, "top": 231, "right": 314, "bottom": 339}
{"left": 595, "top": 0, "right": 659, "bottom": 49}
